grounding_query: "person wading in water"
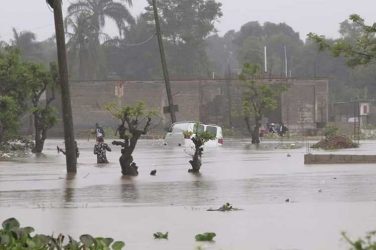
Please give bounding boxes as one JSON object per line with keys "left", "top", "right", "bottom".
{"left": 94, "top": 137, "right": 111, "bottom": 164}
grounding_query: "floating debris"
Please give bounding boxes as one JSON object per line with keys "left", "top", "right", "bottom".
{"left": 207, "top": 202, "right": 241, "bottom": 212}
{"left": 153, "top": 232, "right": 168, "bottom": 239}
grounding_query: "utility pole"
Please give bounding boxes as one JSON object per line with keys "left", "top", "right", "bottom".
{"left": 264, "top": 46, "right": 268, "bottom": 73}
{"left": 284, "top": 45, "right": 288, "bottom": 78}
{"left": 225, "top": 65, "right": 233, "bottom": 128}
{"left": 152, "top": 0, "right": 176, "bottom": 123}
{"left": 48, "top": 0, "right": 77, "bottom": 173}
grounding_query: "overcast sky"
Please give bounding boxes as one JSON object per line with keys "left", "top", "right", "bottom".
{"left": 0, "top": 0, "right": 375, "bottom": 42}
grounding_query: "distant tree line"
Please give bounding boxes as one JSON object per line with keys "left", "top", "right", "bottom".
{"left": 2, "top": 2, "right": 374, "bottom": 102}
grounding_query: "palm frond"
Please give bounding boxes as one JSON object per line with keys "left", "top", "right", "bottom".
{"left": 67, "top": 1, "right": 92, "bottom": 15}
{"left": 120, "top": 0, "right": 133, "bottom": 7}
{"left": 104, "top": 2, "right": 135, "bottom": 25}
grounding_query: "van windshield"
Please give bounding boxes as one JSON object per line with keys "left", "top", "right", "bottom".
{"left": 206, "top": 126, "right": 217, "bottom": 137}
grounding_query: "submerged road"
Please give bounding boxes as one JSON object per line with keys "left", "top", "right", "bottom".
{"left": 1, "top": 139, "right": 376, "bottom": 249}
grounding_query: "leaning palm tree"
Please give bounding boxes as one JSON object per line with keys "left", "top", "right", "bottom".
{"left": 67, "top": 0, "right": 135, "bottom": 40}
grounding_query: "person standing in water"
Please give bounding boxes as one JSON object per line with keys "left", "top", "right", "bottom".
{"left": 94, "top": 137, "right": 111, "bottom": 163}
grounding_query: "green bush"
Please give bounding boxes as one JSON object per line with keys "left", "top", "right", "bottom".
{"left": 153, "top": 232, "right": 168, "bottom": 239}
{"left": 342, "top": 231, "right": 376, "bottom": 250}
{"left": 0, "top": 218, "right": 125, "bottom": 250}
{"left": 324, "top": 125, "right": 339, "bottom": 138}
{"left": 195, "top": 232, "right": 216, "bottom": 242}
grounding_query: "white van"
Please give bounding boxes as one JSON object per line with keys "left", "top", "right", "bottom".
{"left": 164, "top": 122, "right": 223, "bottom": 147}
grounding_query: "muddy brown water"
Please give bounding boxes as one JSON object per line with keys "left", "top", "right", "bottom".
{"left": 1, "top": 139, "right": 376, "bottom": 249}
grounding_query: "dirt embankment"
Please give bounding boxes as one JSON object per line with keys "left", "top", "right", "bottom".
{"left": 311, "top": 135, "right": 358, "bottom": 150}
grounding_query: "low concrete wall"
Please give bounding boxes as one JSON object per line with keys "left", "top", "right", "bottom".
{"left": 304, "top": 154, "right": 376, "bottom": 164}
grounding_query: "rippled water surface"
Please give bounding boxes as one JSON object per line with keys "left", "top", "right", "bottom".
{"left": 1, "top": 139, "right": 376, "bottom": 249}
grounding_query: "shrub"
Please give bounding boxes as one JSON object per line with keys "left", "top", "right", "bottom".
{"left": 153, "top": 232, "right": 168, "bottom": 239}
{"left": 324, "top": 125, "right": 339, "bottom": 138}
{"left": 342, "top": 231, "right": 376, "bottom": 250}
{"left": 195, "top": 232, "right": 216, "bottom": 241}
{"left": 0, "top": 218, "right": 125, "bottom": 250}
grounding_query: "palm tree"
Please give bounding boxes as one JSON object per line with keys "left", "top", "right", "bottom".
{"left": 67, "top": 0, "right": 135, "bottom": 40}
{"left": 65, "top": 13, "right": 99, "bottom": 79}
{"left": 11, "top": 28, "right": 38, "bottom": 60}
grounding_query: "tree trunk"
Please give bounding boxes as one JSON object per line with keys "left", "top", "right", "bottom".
{"left": 251, "top": 117, "right": 261, "bottom": 144}
{"left": 32, "top": 115, "right": 41, "bottom": 153}
{"left": 119, "top": 152, "right": 138, "bottom": 176}
{"left": 244, "top": 116, "right": 252, "bottom": 134}
{"left": 33, "top": 137, "right": 45, "bottom": 153}
{"left": 113, "top": 135, "right": 140, "bottom": 176}
{"left": 32, "top": 116, "right": 47, "bottom": 153}
{"left": 188, "top": 137, "right": 203, "bottom": 173}
{"left": 189, "top": 149, "right": 202, "bottom": 173}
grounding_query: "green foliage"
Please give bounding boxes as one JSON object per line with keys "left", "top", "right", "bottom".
{"left": 23, "top": 58, "right": 58, "bottom": 153}
{"left": 342, "top": 231, "right": 376, "bottom": 250}
{"left": 196, "top": 131, "right": 216, "bottom": 143}
{"left": 11, "top": 29, "right": 38, "bottom": 62}
{"left": 104, "top": 15, "right": 160, "bottom": 80}
{"left": 0, "top": 218, "right": 125, "bottom": 250}
{"left": 33, "top": 106, "right": 58, "bottom": 130}
{"left": 195, "top": 232, "right": 216, "bottom": 242}
{"left": 231, "top": 21, "right": 303, "bottom": 76}
{"left": 240, "top": 63, "right": 286, "bottom": 118}
{"left": 0, "top": 96, "right": 19, "bottom": 142}
{"left": 105, "top": 101, "right": 158, "bottom": 123}
{"left": 67, "top": 0, "right": 135, "bottom": 34}
{"left": 66, "top": 0, "right": 135, "bottom": 80}
{"left": 145, "top": 0, "right": 222, "bottom": 44}
{"left": 188, "top": 122, "right": 216, "bottom": 143}
{"left": 324, "top": 125, "right": 339, "bottom": 138}
{"left": 153, "top": 232, "right": 168, "bottom": 240}
{"left": 0, "top": 48, "right": 29, "bottom": 112}
{"left": 240, "top": 63, "right": 287, "bottom": 143}
{"left": 144, "top": 0, "right": 223, "bottom": 77}
{"left": 183, "top": 130, "right": 193, "bottom": 139}
{"left": 308, "top": 14, "right": 376, "bottom": 67}
{"left": 65, "top": 13, "right": 101, "bottom": 80}
{"left": 0, "top": 48, "right": 58, "bottom": 145}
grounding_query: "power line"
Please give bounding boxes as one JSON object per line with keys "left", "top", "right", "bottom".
{"left": 124, "top": 33, "right": 156, "bottom": 47}
{"left": 104, "top": 33, "right": 156, "bottom": 48}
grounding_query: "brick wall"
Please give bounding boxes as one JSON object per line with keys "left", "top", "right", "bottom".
{"left": 47, "top": 78, "right": 329, "bottom": 137}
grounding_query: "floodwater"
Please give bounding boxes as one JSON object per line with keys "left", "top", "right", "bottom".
{"left": 1, "top": 139, "right": 376, "bottom": 250}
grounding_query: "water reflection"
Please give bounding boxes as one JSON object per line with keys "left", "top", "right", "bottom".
{"left": 64, "top": 173, "right": 76, "bottom": 205}
{"left": 120, "top": 176, "right": 138, "bottom": 202}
